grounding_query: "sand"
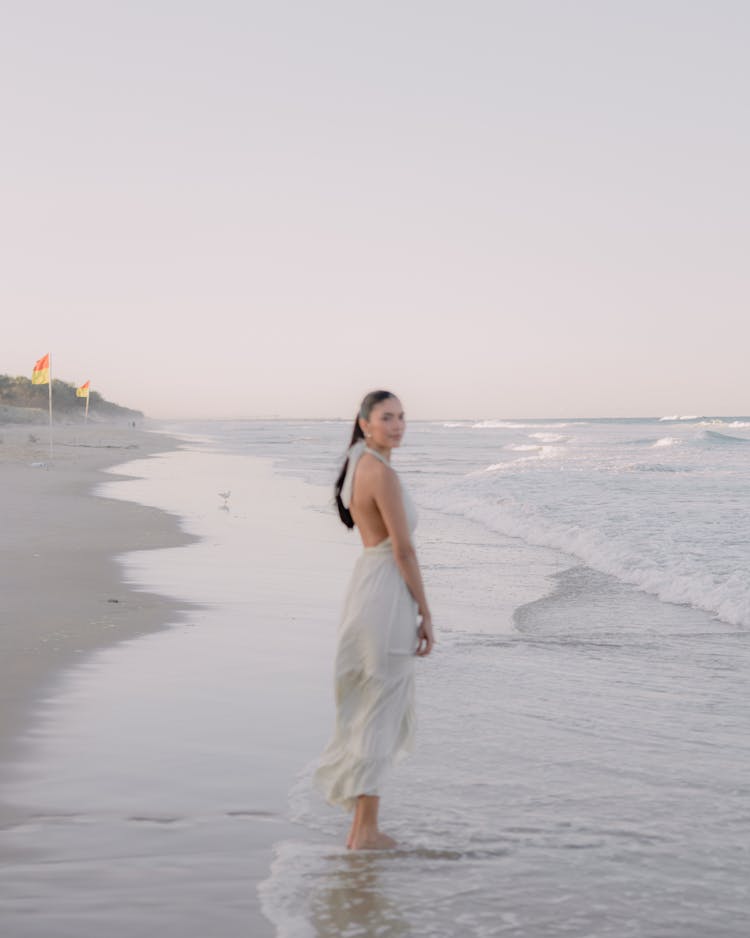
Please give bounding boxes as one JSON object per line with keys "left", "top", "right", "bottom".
{"left": 0, "top": 423, "right": 192, "bottom": 814}
{"left": 0, "top": 426, "right": 349, "bottom": 938}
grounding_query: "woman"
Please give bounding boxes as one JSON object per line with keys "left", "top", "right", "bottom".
{"left": 314, "top": 390, "right": 434, "bottom": 850}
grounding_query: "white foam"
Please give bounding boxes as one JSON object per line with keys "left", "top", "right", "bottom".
{"left": 417, "top": 426, "right": 750, "bottom": 629}
{"left": 258, "top": 842, "right": 319, "bottom": 938}
{"left": 473, "top": 420, "right": 536, "bottom": 429}
{"left": 482, "top": 445, "right": 560, "bottom": 471}
{"left": 529, "top": 433, "right": 568, "bottom": 443}
{"left": 481, "top": 461, "right": 511, "bottom": 473}
{"left": 471, "top": 420, "right": 572, "bottom": 429}
{"left": 691, "top": 419, "right": 750, "bottom": 429}
{"left": 436, "top": 493, "right": 750, "bottom": 627}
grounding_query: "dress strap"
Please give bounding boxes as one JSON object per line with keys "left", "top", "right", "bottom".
{"left": 364, "top": 446, "right": 392, "bottom": 467}
{"left": 340, "top": 441, "right": 393, "bottom": 509}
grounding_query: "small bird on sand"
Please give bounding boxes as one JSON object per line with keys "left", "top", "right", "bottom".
{"left": 218, "top": 491, "right": 231, "bottom": 510}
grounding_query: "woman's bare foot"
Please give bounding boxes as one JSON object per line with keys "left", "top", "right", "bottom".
{"left": 346, "top": 794, "right": 396, "bottom": 849}
{"left": 349, "top": 830, "right": 397, "bottom": 850}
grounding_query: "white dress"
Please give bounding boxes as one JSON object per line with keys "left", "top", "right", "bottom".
{"left": 314, "top": 442, "right": 420, "bottom": 811}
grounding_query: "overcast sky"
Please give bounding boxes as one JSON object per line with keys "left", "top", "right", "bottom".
{"left": 2, "top": 1, "right": 748, "bottom": 419}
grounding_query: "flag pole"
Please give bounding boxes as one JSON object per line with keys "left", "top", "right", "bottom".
{"left": 48, "top": 356, "right": 53, "bottom": 460}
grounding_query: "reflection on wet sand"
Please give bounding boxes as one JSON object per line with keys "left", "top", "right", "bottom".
{"left": 310, "top": 851, "right": 411, "bottom": 938}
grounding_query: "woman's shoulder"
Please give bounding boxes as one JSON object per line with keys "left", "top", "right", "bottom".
{"left": 356, "top": 451, "right": 397, "bottom": 490}
{"left": 357, "top": 451, "right": 388, "bottom": 477}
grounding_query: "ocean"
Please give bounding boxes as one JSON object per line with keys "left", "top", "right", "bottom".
{"left": 186, "top": 414, "right": 750, "bottom": 631}
{"left": 3, "top": 415, "right": 749, "bottom": 937}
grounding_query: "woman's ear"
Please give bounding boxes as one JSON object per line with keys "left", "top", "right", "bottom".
{"left": 358, "top": 418, "right": 368, "bottom": 437}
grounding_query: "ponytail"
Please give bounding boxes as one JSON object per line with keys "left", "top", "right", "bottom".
{"left": 334, "top": 390, "right": 395, "bottom": 528}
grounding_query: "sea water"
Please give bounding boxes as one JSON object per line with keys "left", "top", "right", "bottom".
{"left": 3, "top": 415, "right": 750, "bottom": 937}
{"left": 190, "top": 415, "right": 750, "bottom": 630}
{"left": 198, "top": 415, "right": 750, "bottom": 937}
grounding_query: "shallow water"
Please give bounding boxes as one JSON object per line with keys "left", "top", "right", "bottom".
{"left": 0, "top": 451, "right": 344, "bottom": 937}
{"left": 177, "top": 415, "right": 750, "bottom": 628}
{"left": 275, "top": 564, "right": 750, "bottom": 937}
{"left": 3, "top": 421, "right": 750, "bottom": 936}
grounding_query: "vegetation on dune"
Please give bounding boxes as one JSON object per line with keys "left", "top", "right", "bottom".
{"left": 0, "top": 375, "right": 143, "bottom": 421}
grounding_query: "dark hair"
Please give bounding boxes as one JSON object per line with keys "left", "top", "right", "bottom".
{"left": 334, "top": 390, "right": 396, "bottom": 528}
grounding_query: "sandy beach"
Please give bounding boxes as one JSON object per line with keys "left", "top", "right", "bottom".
{"left": 3, "top": 418, "right": 749, "bottom": 937}
{"left": 0, "top": 429, "right": 353, "bottom": 937}
{"left": 0, "top": 423, "right": 191, "bottom": 805}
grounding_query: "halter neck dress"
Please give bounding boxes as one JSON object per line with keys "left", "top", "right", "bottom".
{"left": 314, "top": 442, "right": 420, "bottom": 811}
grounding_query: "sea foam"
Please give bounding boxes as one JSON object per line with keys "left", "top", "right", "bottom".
{"left": 410, "top": 418, "right": 750, "bottom": 630}
{"left": 420, "top": 486, "right": 750, "bottom": 628}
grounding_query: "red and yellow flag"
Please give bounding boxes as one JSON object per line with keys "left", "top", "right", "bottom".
{"left": 32, "top": 353, "right": 50, "bottom": 385}
{"left": 76, "top": 380, "right": 90, "bottom": 398}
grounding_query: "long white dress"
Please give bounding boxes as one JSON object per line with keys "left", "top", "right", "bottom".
{"left": 314, "top": 442, "right": 420, "bottom": 811}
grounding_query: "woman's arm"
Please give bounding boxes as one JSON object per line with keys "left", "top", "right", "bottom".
{"left": 373, "top": 466, "right": 435, "bottom": 656}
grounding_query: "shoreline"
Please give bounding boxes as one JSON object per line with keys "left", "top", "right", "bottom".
{"left": 0, "top": 422, "right": 194, "bottom": 825}
{"left": 0, "top": 439, "right": 355, "bottom": 938}
{"left": 3, "top": 420, "right": 747, "bottom": 937}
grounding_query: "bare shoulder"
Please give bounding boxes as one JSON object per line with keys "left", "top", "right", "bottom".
{"left": 357, "top": 453, "right": 397, "bottom": 494}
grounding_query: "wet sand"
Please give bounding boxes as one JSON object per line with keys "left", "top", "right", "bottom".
{"left": 0, "top": 433, "right": 354, "bottom": 937}
{"left": 0, "top": 423, "right": 192, "bottom": 813}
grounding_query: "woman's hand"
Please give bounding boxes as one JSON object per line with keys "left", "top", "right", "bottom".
{"left": 416, "top": 617, "right": 435, "bottom": 657}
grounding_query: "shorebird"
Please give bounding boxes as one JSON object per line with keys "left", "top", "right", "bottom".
{"left": 218, "top": 490, "right": 231, "bottom": 510}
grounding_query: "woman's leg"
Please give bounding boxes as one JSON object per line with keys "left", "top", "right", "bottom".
{"left": 347, "top": 795, "right": 397, "bottom": 850}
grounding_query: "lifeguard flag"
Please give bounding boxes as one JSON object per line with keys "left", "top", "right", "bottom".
{"left": 76, "top": 381, "right": 90, "bottom": 398}
{"left": 32, "top": 354, "right": 50, "bottom": 384}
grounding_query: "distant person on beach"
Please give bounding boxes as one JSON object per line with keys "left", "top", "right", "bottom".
{"left": 314, "top": 390, "right": 434, "bottom": 849}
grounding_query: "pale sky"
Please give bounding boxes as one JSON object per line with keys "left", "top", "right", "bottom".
{"left": 2, "top": 1, "right": 748, "bottom": 419}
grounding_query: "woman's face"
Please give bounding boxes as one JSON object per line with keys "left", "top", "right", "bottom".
{"left": 361, "top": 397, "right": 405, "bottom": 449}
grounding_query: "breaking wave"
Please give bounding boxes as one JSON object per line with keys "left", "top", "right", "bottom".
{"left": 703, "top": 430, "right": 750, "bottom": 444}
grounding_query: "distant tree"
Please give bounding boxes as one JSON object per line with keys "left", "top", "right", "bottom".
{"left": 0, "top": 375, "right": 143, "bottom": 420}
